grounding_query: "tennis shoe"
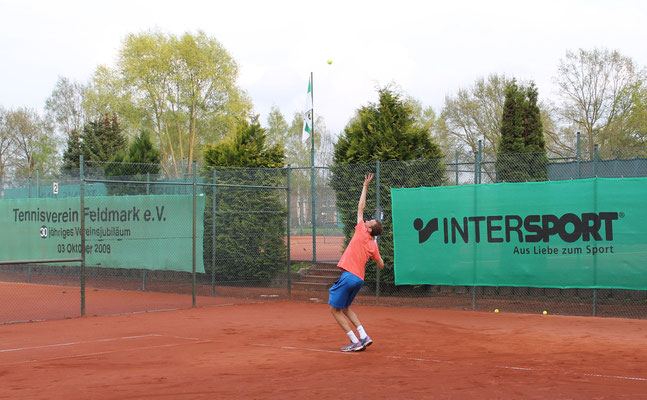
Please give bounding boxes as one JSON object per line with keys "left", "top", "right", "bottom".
{"left": 341, "top": 341, "right": 365, "bottom": 352}
{"left": 360, "top": 336, "right": 373, "bottom": 348}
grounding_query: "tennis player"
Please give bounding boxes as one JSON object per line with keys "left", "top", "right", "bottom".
{"left": 329, "top": 173, "right": 384, "bottom": 352}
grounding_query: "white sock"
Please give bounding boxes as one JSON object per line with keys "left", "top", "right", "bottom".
{"left": 357, "top": 325, "right": 367, "bottom": 340}
{"left": 346, "top": 330, "right": 359, "bottom": 343}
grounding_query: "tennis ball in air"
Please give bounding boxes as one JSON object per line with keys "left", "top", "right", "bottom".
{"left": 327, "top": 59, "right": 332, "bottom": 65}
{"left": 494, "top": 309, "right": 499, "bottom": 313}
{"left": 542, "top": 310, "right": 548, "bottom": 315}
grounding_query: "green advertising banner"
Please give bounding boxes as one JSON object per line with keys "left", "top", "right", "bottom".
{"left": 392, "top": 178, "right": 647, "bottom": 290}
{"left": 1, "top": 195, "right": 205, "bottom": 273}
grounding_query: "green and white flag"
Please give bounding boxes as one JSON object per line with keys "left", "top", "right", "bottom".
{"left": 302, "top": 75, "right": 313, "bottom": 143}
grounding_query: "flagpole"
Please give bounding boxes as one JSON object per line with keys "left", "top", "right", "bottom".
{"left": 310, "top": 71, "right": 316, "bottom": 265}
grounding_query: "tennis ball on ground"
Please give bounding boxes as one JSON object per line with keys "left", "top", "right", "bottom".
{"left": 542, "top": 310, "right": 548, "bottom": 315}
{"left": 327, "top": 59, "right": 332, "bottom": 65}
{"left": 494, "top": 309, "right": 499, "bottom": 313}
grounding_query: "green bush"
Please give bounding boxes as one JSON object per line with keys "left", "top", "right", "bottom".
{"left": 202, "top": 120, "right": 286, "bottom": 283}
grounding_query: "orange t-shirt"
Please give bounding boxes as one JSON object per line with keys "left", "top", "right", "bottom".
{"left": 337, "top": 222, "right": 381, "bottom": 281}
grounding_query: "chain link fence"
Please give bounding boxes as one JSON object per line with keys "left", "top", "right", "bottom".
{"left": 284, "top": 145, "right": 647, "bottom": 319}
{"left": 2, "top": 144, "right": 647, "bottom": 323}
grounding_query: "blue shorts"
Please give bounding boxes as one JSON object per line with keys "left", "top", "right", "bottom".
{"left": 328, "top": 271, "right": 364, "bottom": 309}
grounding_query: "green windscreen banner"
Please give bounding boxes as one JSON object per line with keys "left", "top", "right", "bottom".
{"left": 391, "top": 178, "right": 647, "bottom": 290}
{"left": 1, "top": 195, "right": 205, "bottom": 273}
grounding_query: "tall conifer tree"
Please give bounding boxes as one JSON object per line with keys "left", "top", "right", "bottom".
{"left": 332, "top": 87, "right": 446, "bottom": 286}
{"left": 496, "top": 81, "right": 547, "bottom": 182}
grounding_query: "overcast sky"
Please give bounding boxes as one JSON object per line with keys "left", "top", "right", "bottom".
{"left": 1, "top": 0, "right": 646, "bottom": 135}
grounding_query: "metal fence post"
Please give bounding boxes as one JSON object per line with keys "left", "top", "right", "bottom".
{"left": 143, "top": 171, "right": 151, "bottom": 290}
{"left": 576, "top": 132, "right": 581, "bottom": 179}
{"left": 312, "top": 165, "right": 316, "bottom": 265}
{"left": 29, "top": 169, "right": 36, "bottom": 280}
{"left": 375, "top": 160, "right": 381, "bottom": 305}
{"left": 311, "top": 72, "right": 317, "bottom": 266}
{"left": 472, "top": 142, "right": 482, "bottom": 309}
{"left": 211, "top": 169, "right": 216, "bottom": 296}
{"left": 593, "top": 147, "right": 599, "bottom": 316}
{"left": 473, "top": 153, "right": 477, "bottom": 184}
{"left": 455, "top": 150, "right": 459, "bottom": 185}
{"left": 473, "top": 150, "right": 479, "bottom": 185}
{"left": 472, "top": 151, "right": 478, "bottom": 310}
{"left": 287, "top": 165, "right": 292, "bottom": 298}
{"left": 594, "top": 144, "right": 599, "bottom": 177}
{"left": 478, "top": 140, "right": 482, "bottom": 184}
{"left": 192, "top": 161, "right": 197, "bottom": 307}
{"left": 80, "top": 155, "right": 86, "bottom": 317}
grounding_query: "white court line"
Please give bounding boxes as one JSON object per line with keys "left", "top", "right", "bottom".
{"left": 387, "top": 355, "right": 450, "bottom": 363}
{"left": 584, "top": 373, "right": 647, "bottom": 382}
{"left": 0, "top": 319, "right": 45, "bottom": 325}
{"left": 501, "top": 366, "right": 535, "bottom": 371}
{"left": 99, "top": 302, "right": 253, "bottom": 318}
{"left": 0, "top": 333, "right": 210, "bottom": 366}
{"left": 103, "top": 308, "right": 180, "bottom": 316}
{"left": 165, "top": 335, "right": 203, "bottom": 341}
{"left": 256, "top": 344, "right": 343, "bottom": 355}
{"left": 253, "top": 343, "right": 647, "bottom": 383}
{"left": 0, "top": 334, "right": 162, "bottom": 353}
{"left": 0, "top": 301, "right": 254, "bottom": 326}
{"left": 0, "top": 339, "right": 212, "bottom": 366}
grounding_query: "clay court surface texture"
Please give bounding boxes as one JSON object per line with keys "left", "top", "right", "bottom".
{"left": 2, "top": 300, "right": 647, "bottom": 399}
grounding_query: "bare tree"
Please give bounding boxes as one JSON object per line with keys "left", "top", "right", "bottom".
{"left": 3, "top": 108, "right": 58, "bottom": 178}
{"left": 439, "top": 74, "right": 511, "bottom": 158}
{"left": 554, "top": 48, "right": 646, "bottom": 158}
{"left": 440, "top": 74, "right": 561, "bottom": 161}
{"left": 408, "top": 97, "right": 457, "bottom": 158}
{"left": 45, "top": 76, "right": 88, "bottom": 138}
{"left": 0, "top": 107, "right": 18, "bottom": 197}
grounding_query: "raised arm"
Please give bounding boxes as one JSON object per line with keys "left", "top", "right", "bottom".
{"left": 357, "top": 173, "right": 374, "bottom": 224}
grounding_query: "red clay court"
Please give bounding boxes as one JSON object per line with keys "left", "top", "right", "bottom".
{"left": 2, "top": 299, "right": 647, "bottom": 399}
